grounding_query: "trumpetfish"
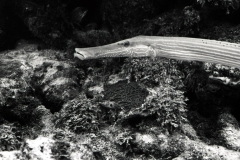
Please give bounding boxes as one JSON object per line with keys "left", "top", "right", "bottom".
{"left": 74, "top": 36, "right": 240, "bottom": 69}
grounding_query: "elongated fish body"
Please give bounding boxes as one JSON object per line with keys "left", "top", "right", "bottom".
{"left": 74, "top": 36, "right": 240, "bottom": 69}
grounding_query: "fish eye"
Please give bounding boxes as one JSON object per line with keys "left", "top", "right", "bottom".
{"left": 117, "top": 41, "right": 130, "bottom": 47}
{"left": 124, "top": 41, "right": 130, "bottom": 47}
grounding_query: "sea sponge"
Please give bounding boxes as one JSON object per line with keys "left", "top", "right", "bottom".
{"left": 103, "top": 80, "right": 149, "bottom": 111}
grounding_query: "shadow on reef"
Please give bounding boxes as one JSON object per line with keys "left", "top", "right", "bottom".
{"left": 0, "top": 0, "right": 36, "bottom": 51}
{"left": 185, "top": 72, "right": 240, "bottom": 149}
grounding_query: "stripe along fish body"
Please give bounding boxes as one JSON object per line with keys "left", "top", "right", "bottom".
{"left": 74, "top": 36, "right": 240, "bottom": 69}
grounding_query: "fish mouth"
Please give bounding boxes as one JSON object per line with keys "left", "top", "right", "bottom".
{"left": 74, "top": 52, "right": 85, "bottom": 60}
{"left": 74, "top": 48, "right": 94, "bottom": 60}
{"left": 74, "top": 38, "right": 134, "bottom": 60}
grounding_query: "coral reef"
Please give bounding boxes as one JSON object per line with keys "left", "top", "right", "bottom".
{"left": 0, "top": 44, "right": 240, "bottom": 159}
{"left": 1, "top": 0, "right": 240, "bottom": 159}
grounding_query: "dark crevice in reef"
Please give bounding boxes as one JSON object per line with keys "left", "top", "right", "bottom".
{"left": 122, "top": 115, "right": 145, "bottom": 128}
{"left": 0, "top": 108, "right": 24, "bottom": 124}
{"left": 230, "top": 103, "right": 240, "bottom": 122}
{"left": 185, "top": 82, "right": 240, "bottom": 146}
{"left": 33, "top": 85, "right": 64, "bottom": 113}
{"left": 122, "top": 115, "right": 158, "bottom": 129}
{"left": 0, "top": 89, "right": 41, "bottom": 125}
{"left": 29, "top": 76, "right": 64, "bottom": 113}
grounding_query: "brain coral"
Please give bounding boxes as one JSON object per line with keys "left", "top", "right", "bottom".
{"left": 103, "top": 80, "right": 149, "bottom": 110}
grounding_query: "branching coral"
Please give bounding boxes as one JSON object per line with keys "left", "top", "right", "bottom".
{"left": 54, "top": 94, "right": 101, "bottom": 133}
{"left": 0, "top": 123, "right": 25, "bottom": 151}
{"left": 122, "top": 57, "right": 184, "bottom": 88}
{"left": 136, "top": 85, "right": 188, "bottom": 131}
{"left": 115, "top": 130, "right": 134, "bottom": 152}
{"left": 0, "top": 123, "right": 36, "bottom": 151}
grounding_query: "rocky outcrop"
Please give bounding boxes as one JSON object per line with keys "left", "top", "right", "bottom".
{"left": 0, "top": 49, "right": 84, "bottom": 117}
{"left": 218, "top": 112, "right": 240, "bottom": 151}
{"left": 0, "top": 49, "right": 240, "bottom": 159}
